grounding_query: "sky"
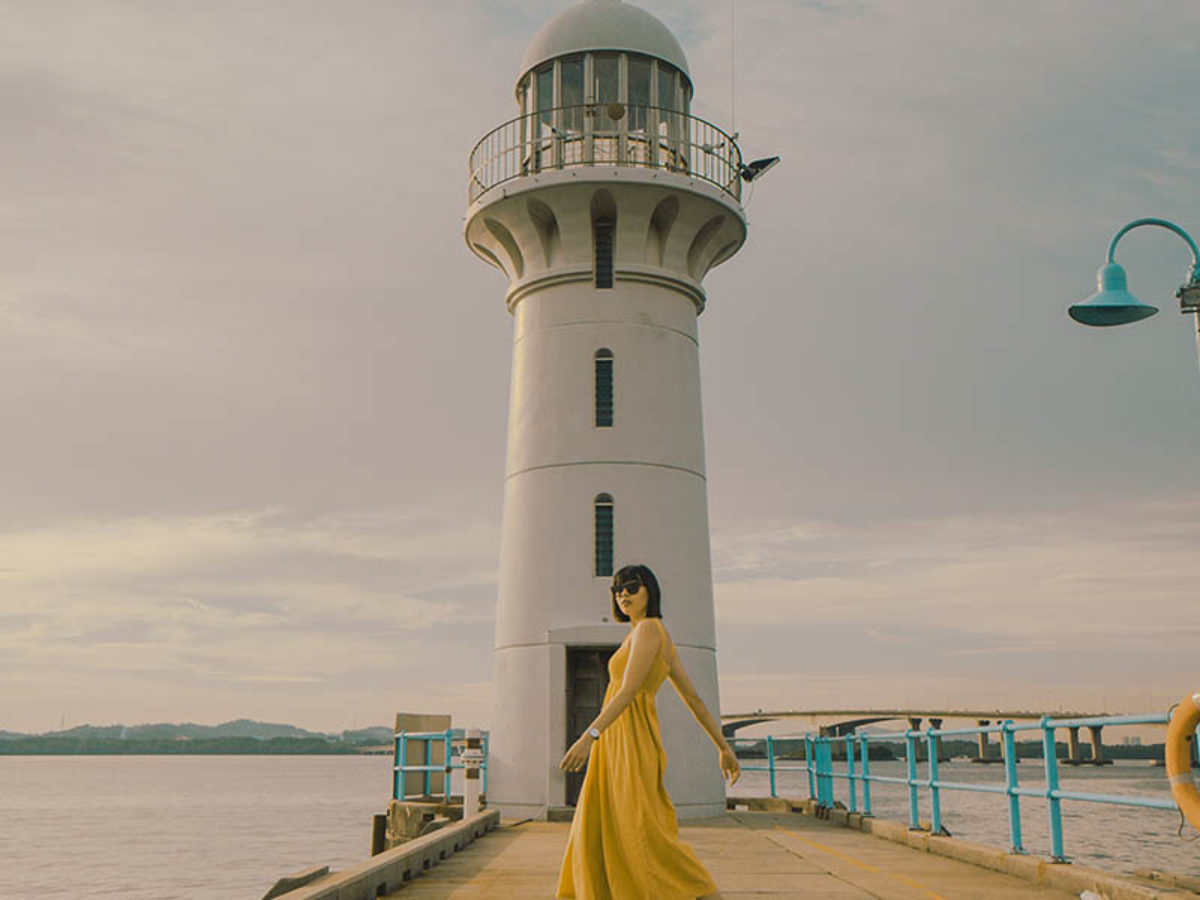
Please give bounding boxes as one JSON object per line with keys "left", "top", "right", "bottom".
{"left": 2, "top": 0, "right": 1198, "bottom": 737}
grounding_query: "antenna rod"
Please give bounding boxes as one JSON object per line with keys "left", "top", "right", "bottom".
{"left": 730, "top": 0, "right": 736, "bottom": 135}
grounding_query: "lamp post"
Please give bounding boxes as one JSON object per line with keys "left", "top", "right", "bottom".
{"left": 1069, "top": 217, "right": 1200, "bottom": 337}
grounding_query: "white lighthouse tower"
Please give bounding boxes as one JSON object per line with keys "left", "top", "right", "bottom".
{"left": 465, "top": 0, "right": 750, "bottom": 821}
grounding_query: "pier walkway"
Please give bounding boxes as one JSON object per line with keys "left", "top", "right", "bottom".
{"left": 382, "top": 810, "right": 1083, "bottom": 899}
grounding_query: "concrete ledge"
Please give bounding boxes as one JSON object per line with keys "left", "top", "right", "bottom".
{"left": 761, "top": 797, "right": 1198, "bottom": 900}
{"left": 263, "top": 865, "right": 329, "bottom": 899}
{"left": 267, "top": 810, "right": 500, "bottom": 900}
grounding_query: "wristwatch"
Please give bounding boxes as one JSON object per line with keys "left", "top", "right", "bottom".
{"left": 587, "top": 727, "right": 601, "bottom": 740}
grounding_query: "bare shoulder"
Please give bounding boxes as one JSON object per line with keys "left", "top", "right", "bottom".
{"left": 631, "top": 618, "right": 664, "bottom": 646}
{"left": 650, "top": 618, "right": 679, "bottom": 661}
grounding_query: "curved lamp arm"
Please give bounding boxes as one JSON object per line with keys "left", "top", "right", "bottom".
{"left": 1106, "top": 218, "right": 1200, "bottom": 284}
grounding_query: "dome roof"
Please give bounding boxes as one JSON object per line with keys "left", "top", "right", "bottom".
{"left": 519, "top": 0, "right": 690, "bottom": 84}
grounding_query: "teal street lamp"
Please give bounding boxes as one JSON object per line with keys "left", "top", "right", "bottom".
{"left": 1069, "top": 217, "right": 1200, "bottom": 328}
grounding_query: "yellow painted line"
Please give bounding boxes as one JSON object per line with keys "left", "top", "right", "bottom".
{"left": 773, "top": 825, "right": 947, "bottom": 900}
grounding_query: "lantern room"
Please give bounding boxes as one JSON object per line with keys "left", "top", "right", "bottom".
{"left": 468, "top": 0, "right": 743, "bottom": 204}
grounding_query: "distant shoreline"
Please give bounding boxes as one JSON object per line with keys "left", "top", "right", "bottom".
{"left": 0, "top": 736, "right": 381, "bottom": 756}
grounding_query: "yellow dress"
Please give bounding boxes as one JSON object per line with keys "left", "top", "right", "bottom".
{"left": 556, "top": 618, "right": 718, "bottom": 900}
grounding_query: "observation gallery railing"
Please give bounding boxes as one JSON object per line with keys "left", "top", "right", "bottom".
{"left": 734, "top": 712, "right": 1188, "bottom": 863}
{"left": 468, "top": 104, "right": 743, "bottom": 204}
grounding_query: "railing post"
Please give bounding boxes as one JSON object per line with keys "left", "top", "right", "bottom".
{"left": 816, "top": 738, "right": 826, "bottom": 806}
{"left": 845, "top": 734, "right": 858, "bottom": 813}
{"left": 444, "top": 728, "right": 454, "bottom": 803}
{"left": 422, "top": 736, "right": 432, "bottom": 797}
{"left": 394, "top": 731, "right": 406, "bottom": 800}
{"left": 859, "top": 735, "right": 872, "bottom": 816}
{"left": 482, "top": 733, "right": 489, "bottom": 796}
{"left": 1001, "top": 720, "right": 1025, "bottom": 854}
{"left": 927, "top": 726, "right": 945, "bottom": 835}
{"left": 1041, "top": 717, "right": 1067, "bottom": 862}
{"left": 905, "top": 729, "right": 921, "bottom": 830}
{"left": 825, "top": 739, "right": 835, "bottom": 807}
{"left": 767, "top": 736, "right": 777, "bottom": 798}
{"left": 819, "top": 738, "right": 833, "bottom": 807}
{"left": 806, "top": 736, "right": 816, "bottom": 800}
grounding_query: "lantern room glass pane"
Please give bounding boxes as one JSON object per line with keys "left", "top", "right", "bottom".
{"left": 594, "top": 54, "right": 618, "bottom": 104}
{"left": 535, "top": 65, "right": 554, "bottom": 169}
{"left": 593, "top": 54, "right": 619, "bottom": 164}
{"left": 656, "top": 63, "right": 677, "bottom": 111}
{"left": 561, "top": 55, "right": 584, "bottom": 145}
{"left": 628, "top": 56, "right": 651, "bottom": 146}
{"left": 536, "top": 65, "right": 554, "bottom": 114}
{"left": 562, "top": 56, "right": 584, "bottom": 108}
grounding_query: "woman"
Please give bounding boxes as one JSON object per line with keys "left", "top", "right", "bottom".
{"left": 556, "top": 564, "right": 741, "bottom": 900}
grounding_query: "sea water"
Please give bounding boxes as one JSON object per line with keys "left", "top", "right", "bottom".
{"left": 1, "top": 755, "right": 1196, "bottom": 900}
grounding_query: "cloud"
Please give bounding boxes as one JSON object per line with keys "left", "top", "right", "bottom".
{"left": 713, "top": 493, "right": 1200, "bottom": 640}
{"left": 0, "top": 504, "right": 500, "bottom": 730}
{"left": 709, "top": 494, "right": 1199, "bottom": 713}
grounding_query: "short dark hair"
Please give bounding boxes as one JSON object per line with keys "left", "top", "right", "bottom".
{"left": 610, "top": 563, "right": 662, "bottom": 622}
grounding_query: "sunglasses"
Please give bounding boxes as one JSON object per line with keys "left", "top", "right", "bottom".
{"left": 610, "top": 580, "right": 642, "bottom": 597}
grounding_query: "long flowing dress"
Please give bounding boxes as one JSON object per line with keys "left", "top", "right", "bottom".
{"left": 556, "top": 618, "right": 718, "bottom": 900}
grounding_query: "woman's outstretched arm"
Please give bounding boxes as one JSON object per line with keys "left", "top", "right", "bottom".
{"left": 666, "top": 647, "right": 741, "bottom": 785}
{"left": 558, "top": 619, "right": 661, "bottom": 772}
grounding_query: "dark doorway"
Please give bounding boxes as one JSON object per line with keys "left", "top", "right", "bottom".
{"left": 565, "top": 645, "right": 618, "bottom": 806}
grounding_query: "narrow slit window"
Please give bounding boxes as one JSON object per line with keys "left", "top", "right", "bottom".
{"left": 594, "top": 494, "right": 614, "bottom": 577}
{"left": 594, "top": 218, "right": 614, "bottom": 288}
{"left": 594, "top": 349, "right": 613, "bottom": 427}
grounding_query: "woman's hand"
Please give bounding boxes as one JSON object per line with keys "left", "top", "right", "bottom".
{"left": 559, "top": 734, "right": 594, "bottom": 772}
{"left": 719, "top": 745, "right": 741, "bottom": 786}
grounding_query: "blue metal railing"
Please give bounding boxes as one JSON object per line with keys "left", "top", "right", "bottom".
{"left": 733, "top": 713, "right": 1191, "bottom": 862}
{"left": 392, "top": 729, "right": 489, "bottom": 802}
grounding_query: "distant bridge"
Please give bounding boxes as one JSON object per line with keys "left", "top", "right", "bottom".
{"left": 720, "top": 708, "right": 1113, "bottom": 736}
{"left": 719, "top": 708, "right": 1127, "bottom": 764}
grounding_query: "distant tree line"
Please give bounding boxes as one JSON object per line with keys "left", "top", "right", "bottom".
{"left": 0, "top": 719, "right": 396, "bottom": 755}
{"left": 0, "top": 736, "right": 363, "bottom": 755}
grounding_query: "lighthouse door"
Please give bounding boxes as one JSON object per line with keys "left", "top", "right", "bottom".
{"left": 565, "top": 645, "right": 618, "bottom": 806}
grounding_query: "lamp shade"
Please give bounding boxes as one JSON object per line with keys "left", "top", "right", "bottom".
{"left": 1068, "top": 262, "right": 1158, "bottom": 327}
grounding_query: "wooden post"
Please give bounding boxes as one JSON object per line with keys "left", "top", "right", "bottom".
{"left": 371, "top": 813, "right": 388, "bottom": 856}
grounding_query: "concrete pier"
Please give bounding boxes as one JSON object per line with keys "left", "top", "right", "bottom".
{"left": 1067, "top": 726, "right": 1082, "bottom": 763}
{"left": 372, "top": 808, "right": 1190, "bottom": 899}
{"left": 1063, "top": 724, "right": 1114, "bottom": 766}
{"left": 1089, "top": 725, "right": 1109, "bottom": 765}
{"left": 973, "top": 720, "right": 1003, "bottom": 763}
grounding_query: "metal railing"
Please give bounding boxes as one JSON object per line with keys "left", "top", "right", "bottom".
{"left": 468, "top": 104, "right": 743, "bottom": 204}
{"left": 735, "top": 713, "right": 1191, "bottom": 862}
{"left": 392, "top": 728, "right": 489, "bottom": 802}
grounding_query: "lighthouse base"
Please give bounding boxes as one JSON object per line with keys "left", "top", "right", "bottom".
{"left": 487, "top": 641, "right": 728, "bottom": 822}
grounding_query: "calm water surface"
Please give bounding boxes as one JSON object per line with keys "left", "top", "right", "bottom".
{"left": 2, "top": 755, "right": 393, "bottom": 900}
{"left": 2, "top": 755, "right": 1197, "bottom": 899}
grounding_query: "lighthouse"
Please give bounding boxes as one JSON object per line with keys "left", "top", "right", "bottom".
{"left": 465, "top": 0, "right": 750, "bottom": 821}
